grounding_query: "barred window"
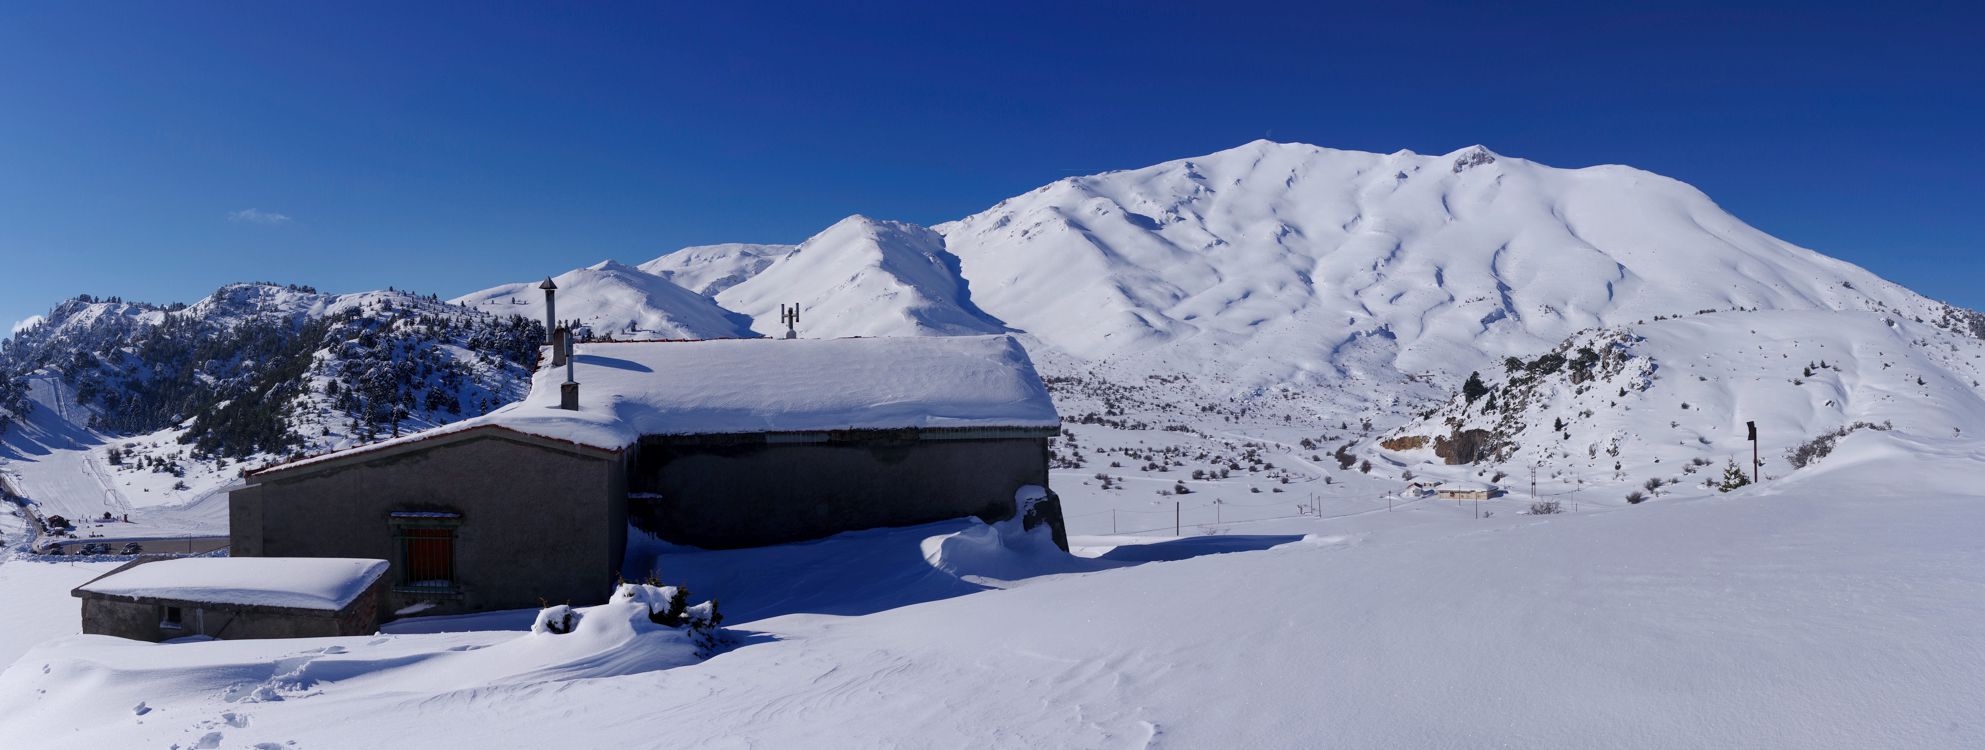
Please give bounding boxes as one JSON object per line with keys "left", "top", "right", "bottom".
{"left": 390, "top": 512, "right": 462, "bottom": 594}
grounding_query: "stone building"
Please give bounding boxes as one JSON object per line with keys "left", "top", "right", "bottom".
{"left": 73, "top": 557, "right": 388, "bottom": 641}
{"left": 1433, "top": 481, "right": 1499, "bottom": 501}
{"left": 230, "top": 333, "right": 1063, "bottom": 618}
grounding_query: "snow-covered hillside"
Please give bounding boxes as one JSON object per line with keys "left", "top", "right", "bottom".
{"left": 0, "top": 284, "right": 544, "bottom": 533}
{"left": 637, "top": 242, "right": 796, "bottom": 296}
{"left": 452, "top": 260, "right": 756, "bottom": 340}
{"left": 714, "top": 215, "right": 1008, "bottom": 338}
{"left": 1384, "top": 309, "right": 1985, "bottom": 496}
{"left": 939, "top": 142, "right": 1950, "bottom": 382}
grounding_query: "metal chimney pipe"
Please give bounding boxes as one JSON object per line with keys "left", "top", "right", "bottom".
{"left": 539, "top": 277, "right": 558, "bottom": 345}
{"left": 559, "top": 331, "right": 579, "bottom": 410}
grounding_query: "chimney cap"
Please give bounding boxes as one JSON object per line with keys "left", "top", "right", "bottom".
{"left": 539, "top": 276, "right": 558, "bottom": 290}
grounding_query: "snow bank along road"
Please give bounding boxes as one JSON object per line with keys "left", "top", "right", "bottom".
{"left": 0, "top": 430, "right": 1980, "bottom": 748}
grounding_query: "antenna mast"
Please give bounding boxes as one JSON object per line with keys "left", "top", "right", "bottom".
{"left": 781, "top": 303, "right": 801, "bottom": 339}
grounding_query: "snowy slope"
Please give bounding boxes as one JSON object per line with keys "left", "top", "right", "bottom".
{"left": 0, "top": 284, "right": 545, "bottom": 537}
{"left": 716, "top": 215, "right": 1008, "bottom": 338}
{"left": 452, "top": 260, "right": 756, "bottom": 340}
{"left": 937, "top": 141, "right": 1946, "bottom": 386}
{"left": 1382, "top": 309, "right": 1985, "bottom": 493}
{"left": 638, "top": 242, "right": 796, "bottom": 296}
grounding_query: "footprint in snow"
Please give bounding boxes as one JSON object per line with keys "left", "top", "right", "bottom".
{"left": 133, "top": 701, "right": 152, "bottom": 716}
{"left": 221, "top": 710, "right": 249, "bottom": 728}
{"left": 193, "top": 731, "right": 224, "bottom": 749}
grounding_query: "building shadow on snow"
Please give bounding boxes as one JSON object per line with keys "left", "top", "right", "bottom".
{"left": 1088, "top": 534, "right": 1307, "bottom": 563}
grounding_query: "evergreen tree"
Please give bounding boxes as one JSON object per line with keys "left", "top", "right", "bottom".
{"left": 1462, "top": 371, "right": 1489, "bottom": 404}
{"left": 1718, "top": 460, "right": 1752, "bottom": 492}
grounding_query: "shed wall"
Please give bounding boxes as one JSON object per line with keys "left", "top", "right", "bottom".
{"left": 630, "top": 437, "right": 1060, "bottom": 549}
{"left": 78, "top": 577, "right": 383, "bottom": 642}
{"left": 230, "top": 435, "right": 624, "bottom": 617}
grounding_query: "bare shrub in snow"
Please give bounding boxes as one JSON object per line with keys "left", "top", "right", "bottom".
{"left": 1529, "top": 500, "right": 1562, "bottom": 515}
{"left": 1785, "top": 420, "right": 1894, "bottom": 469}
{"left": 1625, "top": 490, "right": 1647, "bottom": 504}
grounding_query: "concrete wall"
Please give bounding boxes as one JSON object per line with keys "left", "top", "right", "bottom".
{"left": 231, "top": 434, "right": 625, "bottom": 616}
{"left": 629, "top": 436, "right": 1059, "bottom": 549}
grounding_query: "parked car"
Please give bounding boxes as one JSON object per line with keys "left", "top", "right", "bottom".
{"left": 120, "top": 542, "right": 144, "bottom": 554}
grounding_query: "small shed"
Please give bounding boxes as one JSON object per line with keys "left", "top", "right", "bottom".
{"left": 73, "top": 557, "right": 389, "bottom": 642}
{"left": 1434, "top": 481, "right": 1498, "bottom": 501}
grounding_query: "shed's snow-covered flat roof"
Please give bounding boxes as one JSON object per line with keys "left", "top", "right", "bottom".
{"left": 77, "top": 558, "right": 388, "bottom": 611}
{"left": 1435, "top": 481, "right": 1496, "bottom": 492}
{"left": 253, "top": 335, "right": 1059, "bottom": 476}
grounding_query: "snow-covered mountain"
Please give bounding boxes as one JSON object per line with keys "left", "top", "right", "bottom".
{"left": 1383, "top": 309, "right": 1985, "bottom": 482}
{"left": 12, "top": 140, "right": 1985, "bottom": 494}
{"left": 638, "top": 242, "right": 796, "bottom": 296}
{"left": 452, "top": 260, "right": 756, "bottom": 340}
{"left": 1, "top": 283, "right": 543, "bottom": 461}
{"left": 713, "top": 215, "right": 1007, "bottom": 339}
{"left": 938, "top": 142, "right": 1945, "bottom": 380}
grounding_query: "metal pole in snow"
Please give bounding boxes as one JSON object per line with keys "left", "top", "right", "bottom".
{"left": 1112, "top": 509, "right": 1117, "bottom": 534}
{"left": 1175, "top": 501, "right": 1180, "bottom": 536}
{"left": 1749, "top": 420, "right": 1760, "bottom": 484}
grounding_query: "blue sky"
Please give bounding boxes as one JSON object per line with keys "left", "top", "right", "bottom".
{"left": 1, "top": 1, "right": 1980, "bottom": 331}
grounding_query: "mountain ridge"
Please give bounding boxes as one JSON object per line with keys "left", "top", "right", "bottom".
{"left": 6, "top": 140, "right": 1984, "bottom": 488}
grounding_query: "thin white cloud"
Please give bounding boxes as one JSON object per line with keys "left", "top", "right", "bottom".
{"left": 228, "top": 208, "right": 293, "bottom": 225}
{"left": 10, "top": 315, "right": 44, "bottom": 334}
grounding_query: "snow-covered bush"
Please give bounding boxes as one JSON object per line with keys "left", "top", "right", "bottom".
{"left": 1529, "top": 500, "right": 1562, "bottom": 515}
{"left": 532, "top": 604, "right": 580, "bottom": 635}
{"left": 610, "top": 581, "right": 724, "bottom": 651}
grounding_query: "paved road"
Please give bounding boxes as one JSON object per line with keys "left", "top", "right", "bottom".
{"left": 39, "top": 535, "right": 230, "bottom": 556}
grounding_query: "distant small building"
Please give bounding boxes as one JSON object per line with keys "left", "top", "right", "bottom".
{"left": 1434, "top": 481, "right": 1498, "bottom": 501}
{"left": 73, "top": 557, "right": 388, "bottom": 641}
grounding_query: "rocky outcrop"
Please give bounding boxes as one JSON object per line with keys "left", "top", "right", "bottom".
{"left": 1433, "top": 429, "right": 1500, "bottom": 465}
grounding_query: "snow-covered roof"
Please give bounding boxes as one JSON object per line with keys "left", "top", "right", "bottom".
{"left": 76, "top": 558, "right": 388, "bottom": 611}
{"left": 252, "top": 335, "right": 1059, "bottom": 476}
{"left": 1434, "top": 480, "right": 1497, "bottom": 492}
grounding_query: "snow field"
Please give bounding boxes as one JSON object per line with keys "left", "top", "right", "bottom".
{"left": 3, "top": 432, "right": 1979, "bottom": 747}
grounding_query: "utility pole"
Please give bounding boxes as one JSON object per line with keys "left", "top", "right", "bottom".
{"left": 1112, "top": 509, "right": 1117, "bottom": 534}
{"left": 1174, "top": 501, "right": 1181, "bottom": 536}
{"left": 1574, "top": 473, "right": 1581, "bottom": 513}
{"left": 1531, "top": 462, "right": 1538, "bottom": 500}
